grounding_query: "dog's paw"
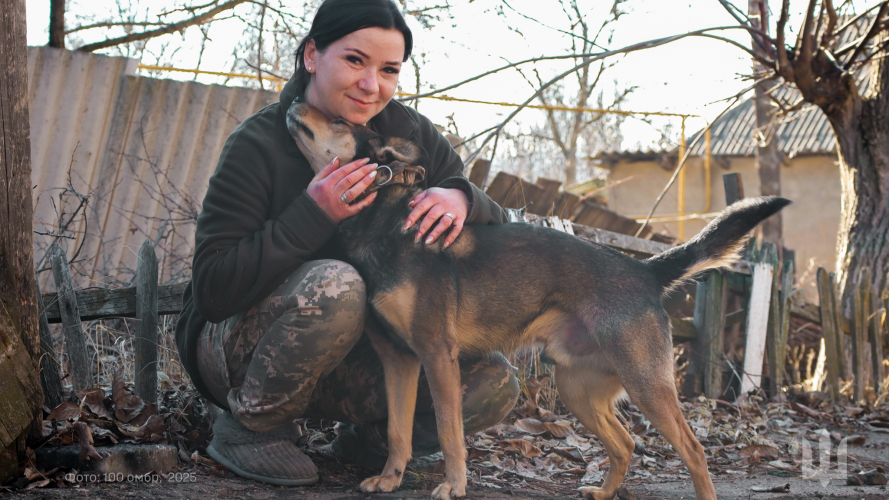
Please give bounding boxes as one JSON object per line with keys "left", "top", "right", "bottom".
{"left": 578, "top": 486, "right": 617, "bottom": 500}
{"left": 360, "top": 474, "right": 402, "bottom": 493}
{"left": 431, "top": 480, "right": 466, "bottom": 499}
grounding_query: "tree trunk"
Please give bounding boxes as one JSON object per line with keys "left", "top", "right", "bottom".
{"left": 0, "top": 0, "right": 44, "bottom": 483}
{"left": 828, "top": 52, "right": 889, "bottom": 314}
{"left": 750, "top": 0, "right": 783, "bottom": 248}
{"left": 48, "top": 0, "right": 65, "bottom": 48}
{"left": 565, "top": 149, "right": 577, "bottom": 186}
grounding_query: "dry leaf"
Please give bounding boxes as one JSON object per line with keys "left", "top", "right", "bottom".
{"left": 498, "top": 439, "right": 542, "bottom": 458}
{"left": 25, "top": 478, "right": 50, "bottom": 490}
{"left": 76, "top": 388, "right": 112, "bottom": 419}
{"left": 72, "top": 421, "right": 103, "bottom": 462}
{"left": 112, "top": 367, "right": 145, "bottom": 422}
{"left": 118, "top": 414, "right": 168, "bottom": 440}
{"left": 514, "top": 418, "right": 574, "bottom": 438}
{"left": 47, "top": 402, "right": 84, "bottom": 422}
{"left": 739, "top": 444, "right": 780, "bottom": 461}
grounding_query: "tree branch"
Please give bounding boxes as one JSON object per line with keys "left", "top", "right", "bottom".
{"left": 843, "top": 1, "right": 889, "bottom": 70}
{"left": 402, "top": 25, "right": 776, "bottom": 103}
{"left": 464, "top": 26, "right": 773, "bottom": 164}
{"left": 66, "top": 21, "right": 169, "bottom": 35}
{"left": 76, "top": 0, "right": 250, "bottom": 53}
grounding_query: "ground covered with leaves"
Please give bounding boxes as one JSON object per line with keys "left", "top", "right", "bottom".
{"left": 6, "top": 369, "right": 889, "bottom": 499}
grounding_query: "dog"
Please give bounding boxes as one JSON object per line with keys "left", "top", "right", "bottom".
{"left": 286, "top": 101, "right": 790, "bottom": 500}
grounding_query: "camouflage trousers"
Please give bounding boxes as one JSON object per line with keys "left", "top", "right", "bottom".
{"left": 197, "top": 259, "right": 519, "bottom": 453}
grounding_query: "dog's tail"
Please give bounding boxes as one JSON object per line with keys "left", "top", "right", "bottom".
{"left": 644, "top": 196, "right": 791, "bottom": 294}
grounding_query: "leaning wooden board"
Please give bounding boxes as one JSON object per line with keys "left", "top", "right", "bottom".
{"left": 42, "top": 282, "right": 187, "bottom": 323}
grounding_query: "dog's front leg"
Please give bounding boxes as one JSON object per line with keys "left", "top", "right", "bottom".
{"left": 359, "top": 327, "right": 421, "bottom": 494}
{"left": 419, "top": 347, "right": 467, "bottom": 499}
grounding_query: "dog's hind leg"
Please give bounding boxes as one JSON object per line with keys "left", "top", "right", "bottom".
{"left": 360, "top": 327, "right": 421, "bottom": 494}
{"left": 612, "top": 315, "right": 717, "bottom": 500}
{"left": 555, "top": 362, "right": 634, "bottom": 500}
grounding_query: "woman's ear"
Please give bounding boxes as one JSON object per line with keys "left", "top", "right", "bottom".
{"left": 304, "top": 39, "right": 317, "bottom": 73}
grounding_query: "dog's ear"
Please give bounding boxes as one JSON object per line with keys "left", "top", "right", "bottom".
{"left": 376, "top": 137, "right": 428, "bottom": 167}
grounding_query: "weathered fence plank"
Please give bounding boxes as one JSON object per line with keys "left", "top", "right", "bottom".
{"left": 36, "top": 284, "right": 63, "bottom": 409}
{"left": 467, "top": 159, "right": 491, "bottom": 189}
{"left": 42, "top": 283, "right": 187, "bottom": 323}
{"left": 870, "top": 283, "right": 885, "bottom": 396}
{"left": 50, "top": 244, "right": 93, "bottom": 391}
{"left": 851, "top": 267, "right": 870, "bottom": 402}
{"left": 134, "top": 240, "right": 158, "bottom": 404}
{"left": 765, "top": 244, "right": 783, "bottom": 396}
{"left": 723, "top": 173, "right": 744, "bottom": 205}
{"left": 694, "top": 271, "right": 728, "bottom": 399}
{"left": 829, "top": 272, "right": 848, "bottom": 379}
{"left": 741, "top": 243, "right": 774, "bottom": 395}
{"left": 817, "top": 268, "right": 842, "bottom": 402}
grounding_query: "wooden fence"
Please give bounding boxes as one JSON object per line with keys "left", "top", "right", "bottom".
{"left": 37, "top": 173, "right": 886, "bottom": 404}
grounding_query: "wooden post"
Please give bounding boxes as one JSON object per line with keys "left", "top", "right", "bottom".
{"left": 467, "top": 159, "right": 491, "bottom": 189}
{"left": 817, "top": 268, "right": 842, "bottom": 403}
{"left": 870, "top": 282, "right": 885, "bottom": 395}
{"left": 829, "top": 272, "right": 848, "bottom": 379}
{"left": 741, "top": 243, "right": 774, "bottom": 395}
{"left": 134, "top": 240, "right": 159, "bottom": 404}
{"left": 36, "top": 285, "right": 63, "bottom": 409}
{"left": 851, "top": 267, "right": 870, "bottom": 402}
{"left": 50, "top": 244, "right": 94, "bottom": 391}
{"left": 693, "top": 271, "right": 728, "bottom": 399}
{"left": 764, "top": 243, "right": 783, "bottom": 397}
{"left": 723, "top": 173, "right": 745, "bottom": 205}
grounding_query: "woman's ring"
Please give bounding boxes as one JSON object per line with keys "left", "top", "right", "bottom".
{"left": 443, "top": 213, "right": 455, "bottom": 221}
{"left": 341, "top": 192, "right": 350, "bottom": 204}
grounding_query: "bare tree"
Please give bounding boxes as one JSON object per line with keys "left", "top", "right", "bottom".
{"left": 1, "top": 0, "right": 45, "bottom": 481}
{"left": 715, "top": 0, "right": 889, "bottom": 311}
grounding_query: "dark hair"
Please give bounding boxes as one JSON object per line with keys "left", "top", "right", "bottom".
{"left": 292, "top": 0, "right": 413, "bottom": 96}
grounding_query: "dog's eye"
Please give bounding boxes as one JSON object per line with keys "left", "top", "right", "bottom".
{"left": 332, "top": 119, "right": 347, "bottom": 126}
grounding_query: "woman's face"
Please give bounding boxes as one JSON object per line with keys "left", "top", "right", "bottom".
{"left": 304, "top": 27, "right": 404, "bottom": 125}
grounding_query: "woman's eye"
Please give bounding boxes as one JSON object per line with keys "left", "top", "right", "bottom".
{"left": 346, "top": 55, "right": 362, "bottom": 64}
{"left": 383, "top": 67, "right": 400, "bottom": 74}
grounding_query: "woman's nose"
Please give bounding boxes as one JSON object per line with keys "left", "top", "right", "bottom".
{"left": 357, "top": 69, "right": 379, "bottom": 94}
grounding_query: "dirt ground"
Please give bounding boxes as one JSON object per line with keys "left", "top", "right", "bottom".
{"left": 5, "top": 433, "right": 889, "bottom": 500}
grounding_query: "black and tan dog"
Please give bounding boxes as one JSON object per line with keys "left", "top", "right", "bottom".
{"left": 287, "top": 101, "right": 789, "bottom": 500}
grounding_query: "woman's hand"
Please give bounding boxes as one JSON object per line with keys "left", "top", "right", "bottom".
{"left": 404, "top": 187, "right": 469, "bottom": 249}
{"left": 307, "top": 157, "right": 378, "bottom": 223}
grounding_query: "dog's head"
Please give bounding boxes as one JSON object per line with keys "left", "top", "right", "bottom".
{"left": 286, "top": 101, "right": 427, "bottom": 194}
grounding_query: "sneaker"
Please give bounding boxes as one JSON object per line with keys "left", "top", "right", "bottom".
{"left": 207, "top": 411, "right": 318, "bottom": 486}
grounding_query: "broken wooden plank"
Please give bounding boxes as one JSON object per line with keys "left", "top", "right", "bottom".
{"left": 467, "top": 159, "right": 491, "bottom": 189}
{"left": 530, "top": 178, "right": 562, "bottom": 216}
{"left": 569, "top": 224, "right": 672, "bottom": 257}
{"left": 42, "top": 282, "right": 187, "bottom": 324}
{"left": 765, "top": 245, "right": 783, "bottom": 397}
{"left": 694, "top": 271, "right": 728, "bottom": 399}
{"left": 817, "top": 268, "right": 842, "bottom": 403}
{"left": 134, "top": 240, "right": 158, "bottom": 404}
{"left": 851, "top": 267, "right": 870, "bottom": 402}
{"left": 36, "top": 283, "right": 63, "bottom": 409}
{"left": 871, "top": 281, "right": 885, "bottom": 396}
{"left": 553, "top": 191, "right": 581, "bottom": 219}
{"left": 741, "top": 243, "right": 774, "bottom": 395}
{"left": 50, "top": 244, "right": 94, "bottom": 391}
{"left": 723, "top": 173, "right": 744, "bottom": 205}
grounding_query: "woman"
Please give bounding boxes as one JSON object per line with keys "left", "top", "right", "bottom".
{"left": 174, "top": 0, "right": 519, "bottom": 486}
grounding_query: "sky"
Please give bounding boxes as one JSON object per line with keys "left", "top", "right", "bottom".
{"left": 23, "top": 0, "right": 812, "bottom": 153}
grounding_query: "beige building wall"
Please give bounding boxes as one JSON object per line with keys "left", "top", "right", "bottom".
{"left": 604, "top": 155, "right": 841, "bottom": 300}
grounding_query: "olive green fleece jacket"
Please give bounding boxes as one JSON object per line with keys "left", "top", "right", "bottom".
{"left": 175, "top": 78, "right": 508, "bottom": 407}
